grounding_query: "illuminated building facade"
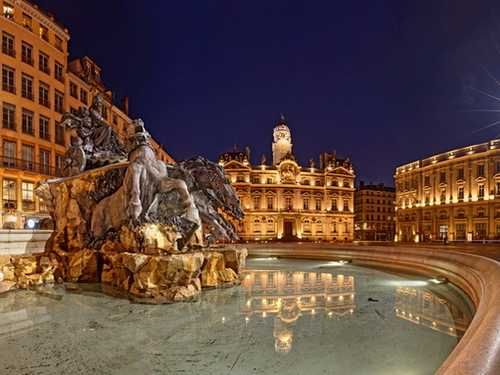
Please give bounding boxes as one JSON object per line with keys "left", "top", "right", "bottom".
{"left": 0, "top": 0, "right": 173, "bottom": 229}
{"left": 394, "top": 139, "right": 500, "bottom": 242}
{"left": 354, "top": 181, "right": 396, "bottom": 241}
{"left": 218, "top": 116, "right": 355, "bottom": 242}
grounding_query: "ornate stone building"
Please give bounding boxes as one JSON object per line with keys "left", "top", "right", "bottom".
{"left": 394, "top": 139, "right": 500, "bottom": 242}
{"left": 0, "top": 1, "right": 173, "bottom": 229}
{"left": 219, "top": 116, "right": 355, "bottom": 241}
{"left": 354, "top": 182, "right": 395, "bottom": 241}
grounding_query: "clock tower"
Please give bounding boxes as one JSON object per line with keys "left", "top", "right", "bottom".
{"left": 272, "top": 114, "right": 293, "bottom": 165}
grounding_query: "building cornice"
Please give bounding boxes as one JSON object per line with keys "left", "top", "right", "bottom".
{"left": 14, "top": 0, "right": 70, "bottom": 40}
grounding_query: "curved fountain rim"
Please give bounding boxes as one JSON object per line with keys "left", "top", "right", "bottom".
{"left": 244, "top": 244, "right": 500, "bottom": 375}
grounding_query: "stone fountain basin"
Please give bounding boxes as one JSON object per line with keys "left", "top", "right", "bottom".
{"left": 245, "top": 244, "right": 500, "bottom": 375}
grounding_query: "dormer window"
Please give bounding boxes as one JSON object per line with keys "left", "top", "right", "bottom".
{"left": 3, "top": 3, "right": 14, "bottom": 19}
{"left": 22, "top": 13, "right": 32, "bottom": 30}
{"left": 39, "top": 25, "right": 49, "bottom": 42}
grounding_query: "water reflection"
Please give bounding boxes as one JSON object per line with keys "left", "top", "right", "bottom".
{"left": 241, "top": 270, "right": 356, "bottom": 353}
{"left": 394, "top": 287, "right": 471, "bottom": 337}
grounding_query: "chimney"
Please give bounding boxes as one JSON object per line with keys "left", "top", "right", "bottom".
{"left": 122, "top": 96, "right": 129, "bottom": 115}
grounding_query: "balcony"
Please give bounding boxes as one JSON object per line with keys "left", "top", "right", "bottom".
{"left": 0, "top": 156, "right": 60, "bottom": 177}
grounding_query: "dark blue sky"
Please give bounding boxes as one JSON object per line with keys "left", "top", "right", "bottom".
{"left": 40, "top": 0, "right": 500, "bottom": 184}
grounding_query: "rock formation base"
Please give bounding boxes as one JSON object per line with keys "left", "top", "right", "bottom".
{"left": 0, "top": 247, "right": 247, "bottom": 304}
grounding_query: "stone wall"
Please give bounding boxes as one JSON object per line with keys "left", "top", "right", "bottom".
{"left": 0, "top": 230, "right": 52, "bottom": 255}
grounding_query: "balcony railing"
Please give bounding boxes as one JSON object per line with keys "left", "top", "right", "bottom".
{"left": 0, "top": 156, "right": 61, "bottom": 177}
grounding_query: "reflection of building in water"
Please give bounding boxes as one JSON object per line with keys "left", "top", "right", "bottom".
{"left": 241, "top": 270, "right": 356, "bottom": 353}
{"left": 394, "top": 287, "right": 471, "bottom": 337}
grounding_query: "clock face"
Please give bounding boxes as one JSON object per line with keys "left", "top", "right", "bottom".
{"left": 274, "top": 126, "right": 291, "bottom": 143}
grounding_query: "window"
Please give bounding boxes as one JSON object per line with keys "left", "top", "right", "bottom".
{"left": 2, "top": 64, "right": 15, "bottom": 93}
{"left": 496, "top": 161, "right": 500, "bottom": 174}
{"left": 2, "top": 32, "right": 15, "bottom": 57}
{"left": 21, "top": 109, "right": 34, "bottom": 135}
{"left": 55, "top": 35, "right": 63, "bottom": 51}
{"left": 343, "top": 199, "right": 349, "bottom": 211}
{"left": 456, "top": 224, "right": 466, "bottom": 240}
{"left": 70, "top": 82, "right": 78, "bottom": 98}
{"left": 267, "top": 196, "right": 273, "bottom": 210}
{"left": 2, "top": 102, "right": 15, "bottom": 130}
{"left": 266, "top": 178, "right": 273, "bottom": 184}
{"left": 439, "top": 172, "right": 446, "bottom": 184}
{"left": 425, "top": 194, "right": 430, "bottom": 205}
{"left": 331, "top": 198, "right": 337, "bottom": 211}
{"left": 21, "top": 144, "right": 34, "bottom": 170}
{"left": 54, "top": 90, "right": 64, "bottom": 113}
{"left": 458, "top": 186, "right": 464, "bottom": 202}
{"left": 39, "top": 82, "right": 50, "bottom": 107}
{"left": 315, "top": 199, "right": 321, "bottom": 211}
{"left": 55, "top": 154, "right": 64, "bottom": 175}
{"left": 39, "top": 52, "right": 50, "bottom": 74}
{"left": 440, "top": 189, "right": 446, "bottom": 203}
{"left": 55, "top": 123, "right": 65, "bottom": 145}
{"left": 3, "top": 3, "right": 14, "bottom": 19}
{"left": 22, "top": 182, "right": 35, "bottom": 210}
{"left": 474, "top": 223, "right": 487, "bottom": 240}
{"left": 2, "top": 140, "right": 16, "bottom": 167}
{"left": 457, "top": 168, "right": 464, "bottom": 180}
{"left": 285, "top": 197, "right": 292, "bottom": 210}
{"left": 253, "top": 196, "right": 260, "bottom": 210}
{"left": 54, "top": 62, "right": 64, "bottom": 82}
{"left": 112, "top": 114, "right": 118, "bottom": 125}
{"left": 22, "top": 13, "right": 32, "bottom": 30}
{"left": 303, "top": 198, "right": 309, "bottom": 210}
{"left": 39, "top": 116, "right": 50, "bottom": 140}
{"left": 477, "top": 164, "right": 485, "bottom": 178}
{"left": 424, "top": 176, "right": 430, "bottom": 186}
{"left": 39, "top": 25, "right": 49, "bottom": 42}
{"left": 2, "top": 179, "right": 17, "bottom": 210}
{"left": 80, "top": 88, "right": 88, "bottom": 104}
{"left": 21, "top": 42, "right": 33, "bottom": 65}
{"left": 497, "top": 182, "right": 500, "bottom": 196}
{"left": 478, "top": 184, "right": 485, "bottom": 200}
{"left": 39, "top": 149, "right": 51, "bottom": 175}
{"left": 21, "top": 74, "right": 33, "bottom": 100}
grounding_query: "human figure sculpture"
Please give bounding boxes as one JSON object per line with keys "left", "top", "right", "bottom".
{"left": 60, "top": 93, "right": 126, "bottom": 175}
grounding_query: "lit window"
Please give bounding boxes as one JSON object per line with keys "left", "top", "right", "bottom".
{"left": 22, "top": 181, "right": 34, "bottom": 210}
{"left": 3, "top": 3, "right": 14, "bottom": 19}
{"left": 22, "top": 13, "right": 32, "bottom": 30}
{"left": 39, "top": 25, "right": 49, "bottom": 41}
{"left": 2, "top": 179, "right": 17, "bottom": 210}
{"left": 478, "top": 184, "right": 485, "bottom": 200}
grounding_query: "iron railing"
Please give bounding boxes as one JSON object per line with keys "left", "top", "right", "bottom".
{"left": 0, "top": 156, "right": 62, "bottom": 177}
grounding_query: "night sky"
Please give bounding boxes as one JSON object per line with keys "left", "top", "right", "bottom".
{"left": 38, "top": 0, "right": 500, "bottom": 185}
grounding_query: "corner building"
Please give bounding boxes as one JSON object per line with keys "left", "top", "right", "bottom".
{"left": 394, "top": 139, "right": 500, "bottom": 242}
{"left": 0, "top": 1, "right": 173, "bottom": 229}
{"left": 219, "top": 116, "right": 355, "bottom": 242}
{"left": 354, "top": 182, "right": 395, "bottom": 241}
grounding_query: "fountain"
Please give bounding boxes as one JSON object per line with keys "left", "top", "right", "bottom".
{"left": 0, "top": 94, "right": 247, "bottom": 303}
